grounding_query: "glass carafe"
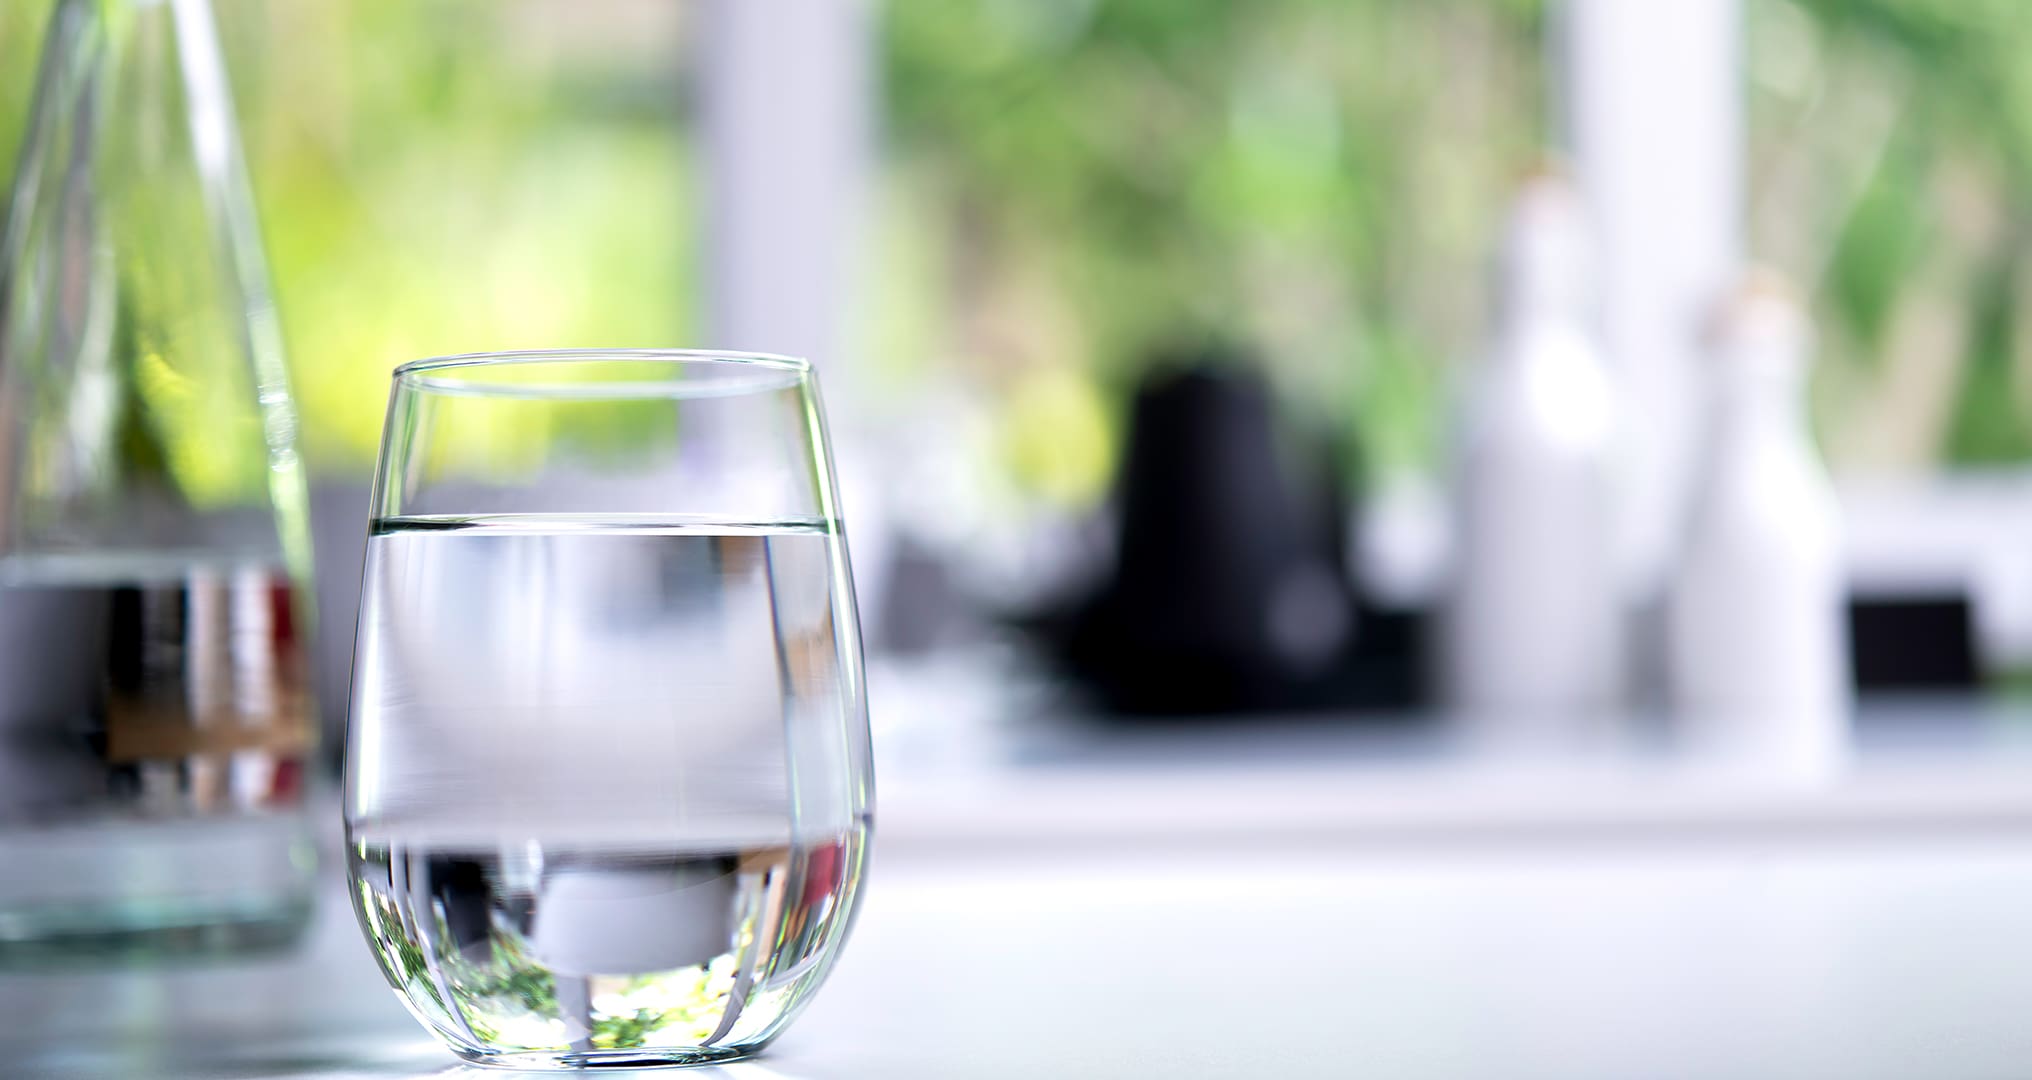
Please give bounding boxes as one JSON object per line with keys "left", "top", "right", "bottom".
{"left": 0, "top": 0, "right": 317, "bottom": 959}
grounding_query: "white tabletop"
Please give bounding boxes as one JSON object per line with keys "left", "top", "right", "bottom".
{"left": 11, "top": 694, "right": 2032, "bottom": 1079}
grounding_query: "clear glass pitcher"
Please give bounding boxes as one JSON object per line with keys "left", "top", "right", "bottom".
{"left": 0, "top": 0, "right": 317, "bottom": 959}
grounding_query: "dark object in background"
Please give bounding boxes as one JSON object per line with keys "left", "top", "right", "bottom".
{"left": 1057, "top": 359, "right": 1406, "bottom": 716}
{"left": 1848, "top": 594, "right": 1979, "bottom": 692}
{"left": 1037, "top": 350, "right": 1982, "bottom": 715}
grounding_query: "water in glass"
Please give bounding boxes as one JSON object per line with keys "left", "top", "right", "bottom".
{"left": 347, "top": 514, "right": 868, "bottom": 1065}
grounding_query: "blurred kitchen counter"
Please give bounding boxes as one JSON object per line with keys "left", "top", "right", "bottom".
{"left": 873, "top": 651, "right": 2032, "bottom": 851}
{"left": 11, "top": 676, "right": 2032, "bottom": 1078}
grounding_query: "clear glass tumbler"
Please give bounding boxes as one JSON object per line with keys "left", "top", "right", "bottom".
{"left": 344, "top": 350, "right": 873, "bottom": 1069}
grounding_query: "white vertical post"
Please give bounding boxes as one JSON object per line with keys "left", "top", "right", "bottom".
{"left": 698, "top": 0, "right": 872, "bottom": 392}
{"left": 696, "top": 0, "right": 892, "bottom": 631}
{"left": 1558, "top": 0, "right": 1742, "bottom": 597}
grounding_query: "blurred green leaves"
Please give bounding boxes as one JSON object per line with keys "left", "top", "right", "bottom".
{"left": 9, "top": 0, "right": 2032, "bottom": 489}
{"left": 4, "top": 2, "right": 698, "bottom": 476}
{"left": 1825, "top": 131, "right": 1933, "bottom": 359}
{"left": 884, "top": 0, "right": 1548, "bottom": 478}
{"left": 1756, "top": 0, "right": 2032, "bottom": 468}
{"left": 218, "top": 0, "right": 697, "bottom": 474}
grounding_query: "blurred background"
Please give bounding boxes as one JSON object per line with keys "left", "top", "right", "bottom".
{"left": 13, "top": 1, "right": 2032, "bottom": 1075}
{"left": 8, "top": 0, "right": 2032, "bottom": 730}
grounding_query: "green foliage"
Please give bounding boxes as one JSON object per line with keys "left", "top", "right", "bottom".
{"left": 0, "top": 7, "right": 52, "bottom": 176}
{"left": 1943, "top": 250, "right": 2032, "bottom": 463}
{"left": 12, "top": 0, "right": 2032, "bottom": 481}
{"left": 1756, "top": 0, "right": 2032, "bottom": 466}
{"left": 3, "top": 1, "right": 698, "bottom": 475}
{"left": 1825, "top": 132, "right": 1933, "bottom": 358}
{"left": 442, "top": 930, "right": 563, "bottom": 1045}
{"left": 229, "top": 1, "right": 698, "bottom": 473}
{"left": 884, "top": 0, "right": 1549, "bottom": 477}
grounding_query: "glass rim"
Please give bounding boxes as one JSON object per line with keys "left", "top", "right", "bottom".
{"left": 391, "top": 349, "right": 812, "bottom": 400}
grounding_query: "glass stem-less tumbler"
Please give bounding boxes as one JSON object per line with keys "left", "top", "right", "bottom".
{"left": 0, "top": 0, "right": 318, "bottom": 959}
{"left": 345, "top": 351, "right": 873, "bottom": 1068}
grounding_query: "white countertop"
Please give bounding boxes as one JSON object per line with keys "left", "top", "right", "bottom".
{"left": 12, "top": 695, "right": 2032, "bottom": 1078}
{"left": 12, "top": 830, "right": 2032, "bottom": 1079}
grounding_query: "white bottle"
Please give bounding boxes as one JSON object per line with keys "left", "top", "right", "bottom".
{"left": 1445, "top": 175, "right": 1623, "bottom": 733}
{"left": 1667, "top": 274, "right": 1848, "bottom": 772}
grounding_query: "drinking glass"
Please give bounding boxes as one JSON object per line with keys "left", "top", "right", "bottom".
{"left": 344, "top": 350, "right": 873, "bottom": 1069}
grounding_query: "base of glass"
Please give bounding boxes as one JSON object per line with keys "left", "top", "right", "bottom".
{"left": 452, "top": 1045, "right": 759, "bottom": 1070}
